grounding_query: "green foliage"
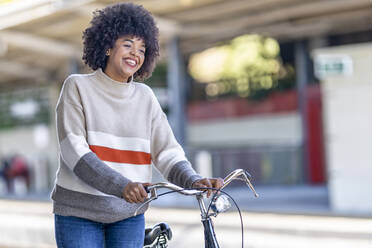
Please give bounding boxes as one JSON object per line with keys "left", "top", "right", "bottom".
{"left": 188, "top": 34, "right": 295, "bottom": 100}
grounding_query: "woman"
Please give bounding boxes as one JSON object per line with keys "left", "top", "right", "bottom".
{"left": 52, "top": 3, "right": 223, "bottom": 248}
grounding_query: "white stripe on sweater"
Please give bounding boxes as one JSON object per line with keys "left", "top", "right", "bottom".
{"left": 88, "top": 131, "right": 150, "bottom": 152}
{"left": 56, "top": 159, "right": 110, "bottom": 196}
{"left": 105, "top": 161, "right": 152, "bottom": 183}
{"left": 56, "top": 158, "right": 152, "bottom": 197}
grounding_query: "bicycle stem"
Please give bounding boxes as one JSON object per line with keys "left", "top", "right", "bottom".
{"left": 196, "top": 194, "right": 208, "bottom": 219}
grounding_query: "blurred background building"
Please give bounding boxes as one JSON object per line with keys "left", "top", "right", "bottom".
{"left": 0, "top": 0, "right": 372, "bottom": 215}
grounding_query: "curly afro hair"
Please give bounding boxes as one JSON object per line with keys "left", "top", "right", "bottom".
{"left": 82, "top": 3, "right": 160, "bottom": 81}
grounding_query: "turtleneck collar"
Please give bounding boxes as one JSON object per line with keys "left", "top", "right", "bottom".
{"left": 93, "top": 68, "right": 135, "bottom": 98}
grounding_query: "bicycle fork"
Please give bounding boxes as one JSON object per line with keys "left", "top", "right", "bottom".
{"left": 196, "top": 195, "right": 220, "bottom": 248}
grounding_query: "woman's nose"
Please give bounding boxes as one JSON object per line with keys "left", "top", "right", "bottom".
{"left": 129, "top": 49, "right": 136, "bottom": 56}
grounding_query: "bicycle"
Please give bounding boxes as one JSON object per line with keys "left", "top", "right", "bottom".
{"left": 138, "top": 169, "right": 259, "bottom": 248}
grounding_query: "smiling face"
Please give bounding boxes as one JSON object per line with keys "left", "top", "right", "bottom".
{"left": 104, "top": 35, "right": 146, "bottom": 83}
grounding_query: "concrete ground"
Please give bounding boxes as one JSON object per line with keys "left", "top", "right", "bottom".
{"left": 0, "top": 185, "right": 371, "bottom": 248}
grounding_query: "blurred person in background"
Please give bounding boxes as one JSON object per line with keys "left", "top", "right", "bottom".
{"left": 0, "top": 156, "right": 10, "bottom": 192}
{"left": 0, "top": 154, "right": 30, "bottom": 194}
{"left": 51, "top": 3, "right": 223, "bottom": 248}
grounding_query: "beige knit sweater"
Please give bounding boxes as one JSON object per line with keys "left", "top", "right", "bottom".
{"left": 51, "top": 68, "right": 201, "bottom": 223}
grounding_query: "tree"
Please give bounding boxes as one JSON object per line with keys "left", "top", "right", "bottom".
{"left": 188, "top": 34, "right": 295, "bottom": 100}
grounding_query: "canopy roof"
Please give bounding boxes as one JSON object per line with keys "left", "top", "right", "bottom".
{"left": 1, "top": 0, "right": 372, "bottom": 83}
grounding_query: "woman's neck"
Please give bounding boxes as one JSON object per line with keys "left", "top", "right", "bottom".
{"left": 103, "top": 67, "right": 130, "bottom": 83}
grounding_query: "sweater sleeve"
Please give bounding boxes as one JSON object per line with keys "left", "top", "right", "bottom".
{"left": 149, "top": 89, "right": 202, "bottom": 188}
{"left": 56, "top": 76, "right": 131, "bottom": 198}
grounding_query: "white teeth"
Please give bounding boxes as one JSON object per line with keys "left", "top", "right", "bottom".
{"left": 125, "top": 59, "right": 136, "bottom": 66}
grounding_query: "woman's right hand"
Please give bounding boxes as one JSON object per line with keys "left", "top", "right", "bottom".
{"left": 122, "top": 182, "right": 151, "bottom": 203}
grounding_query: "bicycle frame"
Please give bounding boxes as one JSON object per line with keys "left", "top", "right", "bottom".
{"left": 136, "top": 169, "right": 258, "bottom": 248}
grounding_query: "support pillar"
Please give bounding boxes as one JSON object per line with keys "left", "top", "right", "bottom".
{"left": 167, "top": 36, "right": 186, "bottom": 146}
{"left": 295, "top": 40, "right": 311, "bottom": 182}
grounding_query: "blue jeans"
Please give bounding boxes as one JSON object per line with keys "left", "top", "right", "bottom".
{"left": 54, "top": 214, "right": 145, "bottom": 248}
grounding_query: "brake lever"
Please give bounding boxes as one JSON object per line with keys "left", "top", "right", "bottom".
{"left": 242, "top": 172, "right": 259, "bottom": 197}
{"left": 244, "top": 171, "right": 252, "bottom": 180}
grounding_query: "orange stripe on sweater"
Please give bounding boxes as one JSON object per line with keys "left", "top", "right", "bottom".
{"left": 89, "top": 145, "right": 151, "bottom": 165}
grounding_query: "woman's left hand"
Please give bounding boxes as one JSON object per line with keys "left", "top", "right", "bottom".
{"left": 192, "top": 177, "right": 224, "bottom": 197}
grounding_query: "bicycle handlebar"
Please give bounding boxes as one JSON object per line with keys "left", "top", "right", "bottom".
{"left": 134, "top": 169, "right": 258, "bottom": 216}
{"left": 145, "top": 182, "right": 204, "bottom": 196}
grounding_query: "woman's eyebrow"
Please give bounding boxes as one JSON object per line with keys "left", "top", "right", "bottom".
{"left": 123, "top": 39, "right": 134, "bottom": 43}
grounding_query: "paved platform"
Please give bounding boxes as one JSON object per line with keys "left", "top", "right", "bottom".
{"left": 0, "top": 185, "right": 371, "bottom": 248}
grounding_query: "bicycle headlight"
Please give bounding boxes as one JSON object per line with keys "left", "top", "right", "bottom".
{"left": 211, "top": 195, "right": 231, "bottom": 214}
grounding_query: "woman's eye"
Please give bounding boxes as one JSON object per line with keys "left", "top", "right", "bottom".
{"left": 124, "top": 44, "right": 131, "bottom": 48}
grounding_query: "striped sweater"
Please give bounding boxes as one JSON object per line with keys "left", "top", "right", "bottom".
{"left": 51, "top": 68, "right": 202, "bottom": 223}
